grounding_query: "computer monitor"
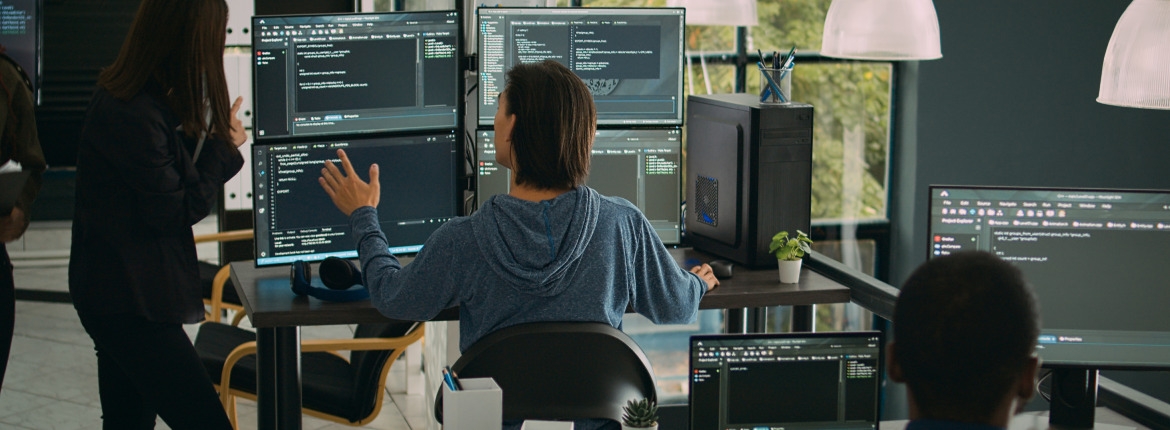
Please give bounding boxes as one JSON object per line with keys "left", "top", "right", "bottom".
{"left": 689, "top": 331, "right": 883, "bottom": 430}
{"left": 927, "top": 185, "right": 1170, "bottom": 368}
{"left": 255, "top": 0, "right": 354, "bottom": 15}
{"left": 477, "top": 7, "right": 685, "bottom": 126}
{"left": 252, "top": 132, "right": 460, "bottom": 267}
{"left": 251, "top": 11, "right": 461, "bottom": 141}
{"left": 0, "top": 0, "right": 41, "bottom": 105}
{"left": 927, "top": 185, "right": 1170, "bottom": 426}
{"left": 476, "top": 127, "right": 683, "bottom": 244}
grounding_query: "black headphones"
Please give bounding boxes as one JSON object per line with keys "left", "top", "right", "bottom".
{"left": 290, "top": 257, "right": 370, "bottom": 302}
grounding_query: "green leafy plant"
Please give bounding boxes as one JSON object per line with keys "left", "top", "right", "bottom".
{"left": 622, "top": 398, "right": 658, "bottom": 428}
{"left": 769, "top": 230, "right": 813, "bottom": 261}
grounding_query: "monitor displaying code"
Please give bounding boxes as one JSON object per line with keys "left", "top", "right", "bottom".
{"left": 478, "top": 8, "right": 685, "bottom": 126}
{"left": 476, "top": 127, "right": 682, "bottom": 244}
{"left": 0, "top": 0, "right": 40, "bottom": 104}
{"left": 928, "top": 185, "right": 1170, "bottom": 368}
{"left": 689, "top": 332, "right": 882, "bottom": 430}
{"left": 252, "top": 11, "right": 460, "bottom": 140}
{"left": 252, "top": 132, "right": 459, "bottom": 267}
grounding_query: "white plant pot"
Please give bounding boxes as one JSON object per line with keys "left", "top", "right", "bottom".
{"left": 777, "top": 259, "right": 802, "bottom": 283}
{"left": 622, "top": 425, "right": 658, "bottom": 430}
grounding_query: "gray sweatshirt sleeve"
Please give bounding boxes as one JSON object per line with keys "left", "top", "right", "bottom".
{"left": 628, "top": 215, "right": 706, "bottom": 324}
{"left": 349, "top": 206, "right": 460, "bottom": 321}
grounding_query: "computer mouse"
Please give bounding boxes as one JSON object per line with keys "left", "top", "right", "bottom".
{"left": 708, "top": 259, "right": 734, "bottom": 279}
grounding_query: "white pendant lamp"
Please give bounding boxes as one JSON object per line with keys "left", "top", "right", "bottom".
{"left": 1098, "top": 0, "right": 1170, "bottom": 109}
{"left": 666, "top": 0, "right": 758, "bottom": 27}
{"left": 821, "top": 0, "right": 942, "bottom": 61}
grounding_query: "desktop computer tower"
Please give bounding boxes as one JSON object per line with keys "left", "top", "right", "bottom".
{"left": 685, "top": 94, "right": 813, "bottom": 269}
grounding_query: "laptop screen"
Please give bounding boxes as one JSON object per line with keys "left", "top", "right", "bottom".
{"left": 689, "top": 331, "right": 883, "bottom": 430}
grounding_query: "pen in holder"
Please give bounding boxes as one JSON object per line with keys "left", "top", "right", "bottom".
{"left": 758, "top": 64, "right": 793, "bottom": 105}
{"left": 443, "top": 377, "right": 502, "bottom": 430}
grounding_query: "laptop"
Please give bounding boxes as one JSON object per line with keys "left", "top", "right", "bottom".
{"left": 689, "top": 331, "right": 884, "bottom": 430}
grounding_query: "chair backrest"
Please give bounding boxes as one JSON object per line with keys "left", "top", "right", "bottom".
{"left": 348, "top": 321, "right": 420, "bottom": 420}
{"left": 436, "top": 321, "right": 657, "bottom": 423}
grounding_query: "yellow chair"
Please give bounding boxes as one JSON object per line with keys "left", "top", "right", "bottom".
{"left": 194, "top": 321, "right": 424, "bottom": 428}
{"left": 193, "top": 229, "right": 252, "bottom": 325}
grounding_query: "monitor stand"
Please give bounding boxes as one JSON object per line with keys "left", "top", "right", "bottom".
{"left": 1049, "top": 368, "right": 1099, "bottom": 428}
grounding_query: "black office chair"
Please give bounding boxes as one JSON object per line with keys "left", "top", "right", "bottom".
{"left": 194, "top": 320, "right": 424, "bottom": 428}
{"left": 435, "top": 321, "right": 657, "bottom": 424}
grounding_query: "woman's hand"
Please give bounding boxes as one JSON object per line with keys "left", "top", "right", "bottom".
{"left": 229, "top": 96, "right": 246, "bottom": 148}
{"left": 690, "top": 263, "right": 720, "bottom": 292}
{"left": 0, "top": 207, "right": 28, "bottom": 243}
{"left": 319, "top": 149, "right": 380, "bottom": 217}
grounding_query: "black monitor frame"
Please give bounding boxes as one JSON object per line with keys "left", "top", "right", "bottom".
{"left": 927, "top": 184, "right": 1170, "bottom": 371}
{"left": 476, "top": 7, "right": 686, "bottom": 127}
{"left": 689, "top": 331, "right": 883, "bottom": 430}
{"left": 251, "top": 10, "right": 463, "bottom": 142}
{"left": 254, "top": 0, "right": 354, "bottom": 15}
{"left": 475, "top": 127, "right": 683, "bottom": 244}
{"left": 251, "top": 131, "right": 461, "bottom": 267}
{"left": 0, "top": 0, "right": 42, "bottom": 105}
{"left": 927, "top": 184, "right": 1170, "bottom": 429}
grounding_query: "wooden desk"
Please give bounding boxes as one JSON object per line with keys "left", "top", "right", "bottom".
{"left": 229, "top": 248, "right": 850, "bottom": 430}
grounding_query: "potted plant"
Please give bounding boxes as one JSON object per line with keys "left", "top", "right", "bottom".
{"left": 621, "top": 398, "right": 658, "bottom": 430}
{"left": 769, "top": 230, "right": 813, "bottom": 283}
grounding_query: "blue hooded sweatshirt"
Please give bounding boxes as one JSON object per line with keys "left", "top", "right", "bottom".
{"left": 349, "top": 185, "right": 706, "bottom": 352}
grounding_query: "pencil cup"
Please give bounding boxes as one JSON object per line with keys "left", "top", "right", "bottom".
{"left": 758, "top": 67, "right": 792, "bottom": 104}
{"left": 442, "top": 377, "right": 502, "bottom": 430}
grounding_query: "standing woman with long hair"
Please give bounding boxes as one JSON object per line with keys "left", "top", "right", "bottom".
{"left": 69, "top": 1, "right": 243, "bottom": 428}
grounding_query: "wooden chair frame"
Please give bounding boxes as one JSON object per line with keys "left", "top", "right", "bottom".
{"left": 215, "top": 324, "right": 425, "bottom": 428}
{"left": 193, "top": 229, "right": 253, "bottom": 325}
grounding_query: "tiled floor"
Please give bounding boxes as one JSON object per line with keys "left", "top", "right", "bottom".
{"left": 2, "top": 219, "right": 428, "bottom": 430}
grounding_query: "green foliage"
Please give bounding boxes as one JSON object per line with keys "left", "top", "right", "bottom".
{"left": 753, "top": 0, "right": 831, "bottom": 52}
{"left": 769, "top": 230, "right": 813, "bottom": 261}
{"left": 589, "top": 0, "right": 894, "bottom": 222}
{"left": 622, "top": 398, "right": 659, "bottom": 428}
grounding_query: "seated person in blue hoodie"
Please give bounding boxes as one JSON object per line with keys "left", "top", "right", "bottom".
{"left": 318, "top": 59, "right": 719, "bottom": 354}
{"left": 890, "top": 251, "right": 1040, "bottom": 430}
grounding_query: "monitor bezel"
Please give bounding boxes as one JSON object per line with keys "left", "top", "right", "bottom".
{"left": 0, "top": 0, "right": 43, "bottom": 105}
{"left": 475, "top": 6, "right": 686, "bottom": 127}
{"left": 688, "top": 330, "right": 885, "bottom": 429}
{"left": 249, "top": 10, "right": 464, "bottom": 143}
{"left": 473, "top": 126, "right": 684, "bottom": 244}
{"left": 251, "top": 130, "right": 463, "bottom": 268}
{"left": 926, "top": 184, "right": 1170, "bottom": 371}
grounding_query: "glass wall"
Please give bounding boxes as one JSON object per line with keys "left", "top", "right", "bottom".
{"left": 573, "top": 0, "right": 894, "bottom": 403}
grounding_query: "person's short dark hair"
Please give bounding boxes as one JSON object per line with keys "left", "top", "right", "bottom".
{"left": 894, "top": 251, "right": 1040, "bottom": 420}
{"left": 503, "top": 60, "right": 595, "bottom": 190}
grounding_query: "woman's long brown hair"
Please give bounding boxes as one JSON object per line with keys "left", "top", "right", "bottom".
{"left": 98, "top": 0, "right": 231, "bottom": 141}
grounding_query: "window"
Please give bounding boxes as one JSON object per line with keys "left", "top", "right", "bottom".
{"left": 582, "top": 0, "right": 892, "bottom": 402}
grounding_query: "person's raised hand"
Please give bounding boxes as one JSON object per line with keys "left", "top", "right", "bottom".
{"left": 229, "top": 96, "right": 246, "bottom": 148}
{"left": 0, "top": 207, "right": 29, "bottom": 243}
{"left": 318, "top": 149, "right": 380, "bottom": 216}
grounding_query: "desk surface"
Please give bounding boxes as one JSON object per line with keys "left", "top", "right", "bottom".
{"left": 229, "top": 247, "right": 851, "bottom": 328}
